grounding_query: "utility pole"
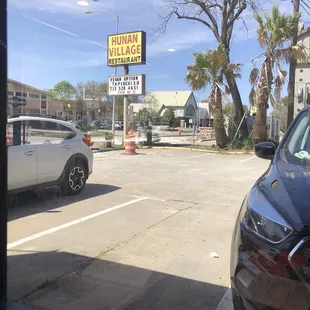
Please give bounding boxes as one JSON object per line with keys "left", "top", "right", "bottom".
{"left": 123, "top": 64, "right": 129, "bottom": 141}
{"left": 287, "top": 0, "right": 300, "bottom": 128}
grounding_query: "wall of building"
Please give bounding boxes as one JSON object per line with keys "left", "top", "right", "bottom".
{"left": 295, "top": 31, "right": 310, "bottom": 116}
{"left": 7, "top": 81, "right": 50, "bottom": 116}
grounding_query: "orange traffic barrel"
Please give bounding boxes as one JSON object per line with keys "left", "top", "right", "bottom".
{"left": 124, "top": 130, "right": 136, "bottom": 155}
{"left": 87, "top": 131, "right": 92, "bottom": 145}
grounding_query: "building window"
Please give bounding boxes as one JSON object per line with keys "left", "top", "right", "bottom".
{"left": 15, "top": 92, "right": 21, "bottom": 96}
{"left": 7, "top": 91, "right": 13, "bottom": 96}
{"left": 41, "top": 100, "right": 47, "bottom": 109}
{"left": 29, "top": 93, "right": 40, "bottom": 98}
{"left": 22, "top": 92, "right": 27, "bottom": 97}
{"left": 41, "top": 95, "right": 47, "bottom": 99}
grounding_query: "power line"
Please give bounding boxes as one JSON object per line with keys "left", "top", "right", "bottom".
{"left": 301, "top": 0, "right": 310, "bottom": 17}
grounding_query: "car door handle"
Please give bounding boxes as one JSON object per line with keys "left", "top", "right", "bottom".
{"left": 24, "top": 150, "right": 34, "bottom": 156}
{"left": 63, "top": 145, "right": 72, "bottom": 150}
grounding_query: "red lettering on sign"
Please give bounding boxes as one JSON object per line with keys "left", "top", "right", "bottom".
{"left": 132, "top": 33, "right": 138, "bottom": 43}
{"left": 112, "top": 37, "right": 116, "bottom": 45}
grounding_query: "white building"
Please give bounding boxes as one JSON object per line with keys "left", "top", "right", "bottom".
{"left": 196, "top": 98, "right": 213, "bottom": 127}
{"left": 129, "top": 90, "right": 198, "bottom": 127}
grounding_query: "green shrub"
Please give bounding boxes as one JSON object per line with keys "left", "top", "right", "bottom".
{"left": 230, "top": 137, "right": 254, "bottom": 150}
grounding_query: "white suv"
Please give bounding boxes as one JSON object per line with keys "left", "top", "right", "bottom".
{"left": 7, "top": 116, "right": 93, "bottom": 195}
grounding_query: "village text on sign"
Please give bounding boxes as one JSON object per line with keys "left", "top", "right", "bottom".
{"left": 107, "top": 31, "right": 146, "bottom": 66}
{"left": 108, "top": 74, "right": 146, "bottom": 96}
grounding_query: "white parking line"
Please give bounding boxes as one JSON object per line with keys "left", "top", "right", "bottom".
{"left": 240, "top": 156, "right": 256, "bottom": 162}
{"left": 7, "top": 197, "right": 149, "bottom": 250}
{"left": 93, "top": 153, "right": 108, "bottom": 157}
{"left": 184, "top": 153, "right": 213, "bottom": 159}
{"left": 216, "top": 286, "right": 233, "bottom": 310}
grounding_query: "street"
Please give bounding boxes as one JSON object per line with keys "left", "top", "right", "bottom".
{"left": 7, "top": 149, "right": 269, "bottom": 310}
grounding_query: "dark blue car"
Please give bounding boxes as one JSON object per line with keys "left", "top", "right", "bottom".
{"left": 231, "top": 107, "right": 310, "bottom": 309}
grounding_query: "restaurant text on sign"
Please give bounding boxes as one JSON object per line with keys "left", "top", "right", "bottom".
{"left": 108, "top": 74, "right": 145, "bottom": 96}
{"left": 107, "top": 31, "right": 146, "bottom": 66}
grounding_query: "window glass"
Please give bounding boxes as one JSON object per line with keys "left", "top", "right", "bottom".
{"left": 29, "top": 93, "right": 40, "bottom": 98}
{"left": 6, "top": 121, "right": 22, "bottom": 146}
{"left": 41, "top": 95, "right": 47, "bottom": 99}
{"left": 15, "top": 92, "right": 21, "bottom": 96}
{"left": 41, "top": 100, "right": 47, "bottom": 109}
{"left": 24, "top": 120, "right": 76, "bottom": 145}
{"left": 282, "top": 111, "right": 310, "bottom": 166}
{"left": 7, "top": 91, "right": 13, "bottom": 96}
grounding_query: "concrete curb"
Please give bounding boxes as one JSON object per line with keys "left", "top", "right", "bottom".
{"left": 152, "top": 146, "right": 255, "bottom": 155}
{"left": 92, "top": 148, "right": 124, "bottom": 153}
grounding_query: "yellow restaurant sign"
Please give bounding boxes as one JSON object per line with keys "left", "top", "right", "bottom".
{"left": 107, "top": 31, "right": 146, "bottom": 67}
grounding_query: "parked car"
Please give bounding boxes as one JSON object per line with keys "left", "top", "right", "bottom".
{"left": 231, "top": 107, "right": 310, "bottom": 309}
{"left": 90, "top": 120, "right": 112, "bottom": 130}
{"left": 115, "top": 121, "right": 123, "bottom": 130}
{"left": 73, "top": 119, "right": 88, "bottom": 129}
{"left": 99, "top": 121, "right": 111, "bottom": 130}
{"left": 7, "top": 116, "right": 93, "bottom": 195}
{"left": 90, "top": 120, "right": 101, "bottom": 130}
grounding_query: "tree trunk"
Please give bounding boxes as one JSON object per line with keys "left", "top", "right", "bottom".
{"left": 253, "top": 58, "right": 273, "bottom": 143}
{"left": 223, "top": 49, "right": 248, "bottom": 138}
{"left": 211, "top": 88, "right": 228, "bottom": 148}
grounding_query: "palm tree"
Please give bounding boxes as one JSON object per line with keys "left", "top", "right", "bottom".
{"left": 249, "top": 6, "right": 306, "bottom": 142}
{"left": 186, "top": 47, "right": 241, "bottom": 148}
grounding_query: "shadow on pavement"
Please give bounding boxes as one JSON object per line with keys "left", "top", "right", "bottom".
{"left": 8, "top": 249, "right": 227, "bottom": 310}
{"left": 8, "top": 183, "right": 121, "bottom": 222}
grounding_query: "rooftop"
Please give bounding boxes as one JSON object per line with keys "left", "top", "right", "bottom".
{"left": 8, "top": 79, "right": 49, "bottom": 95}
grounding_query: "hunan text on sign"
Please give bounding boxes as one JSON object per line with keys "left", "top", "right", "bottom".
{"left": 107, "top": 31, "right": 146, "bottom": 66}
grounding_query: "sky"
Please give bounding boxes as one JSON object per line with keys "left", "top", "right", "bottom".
{"left": 7, "top": 0, "right": 308, "bottom": 106}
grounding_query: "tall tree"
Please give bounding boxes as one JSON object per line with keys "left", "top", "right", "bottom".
{"left": 162, "top": 107, "right": 175, "bottom": 127}
{"left": 186, "top": 47, "right": 241, "bottom": 148}
{"left": 49, "top": 81, "right": 75, "bottom": 101}
{"left": 158, "top": 0, "right": 251, "bottom": 138}
{"left": 249, "top": 6, "right": 306, "bottom": 142}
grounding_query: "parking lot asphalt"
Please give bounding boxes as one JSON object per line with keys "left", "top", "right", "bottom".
{"left": 7, "top": 149, "right": 269, "bottom": 310}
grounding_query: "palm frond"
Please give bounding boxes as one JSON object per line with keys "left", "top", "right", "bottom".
{"left": 249, "top": 67, "right": 259, "bottom": 86}
{"left": 274, "top": 47, "right": 291, "bottom": 63}
{"left": 257, "top": 28, "right": 269, "bottom": 49}
{"left": 249, "top": 87, "right": 256, "bottom": 107}
{"left": 274, "top": 76, "right": 284, "bottom": 102}
{"left": 291, "top": 44, "right": 308, "bottom": 63}
{"left": 224, "top": 84, "right": 231, "bottom": 95}
{"left": 269, "top": 93, "right": 277, "bottom": 107}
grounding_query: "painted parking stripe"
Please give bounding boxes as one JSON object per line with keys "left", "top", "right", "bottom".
{"left": 7, "top": 197, "right": 149, "bottom": 250}
{"left": 184, "top": 153, "right": 213, "bottom": 159}
{"left": 240, "top": 156, "right": 256, "bottom": 162}
{"left": 216, "top": 286, "right": 233, "bottom": 310}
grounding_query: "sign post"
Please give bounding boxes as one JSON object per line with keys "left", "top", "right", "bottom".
{"left": 123, "top": 64, "right": 129, "bottom": 141}
{"left": 107, "top": 31, "right": 146, "bottom": 143}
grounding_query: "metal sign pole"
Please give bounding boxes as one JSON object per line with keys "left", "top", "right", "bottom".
{"left": 123, "top": 64, "right": 129, "bottom": 142}
{"left": 0, "top": 0, "right": 8, "bottom": 302}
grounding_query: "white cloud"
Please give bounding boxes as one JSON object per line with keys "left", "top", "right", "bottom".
{"left": 8, "top": 0, "right": 117, "bottom": 14}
